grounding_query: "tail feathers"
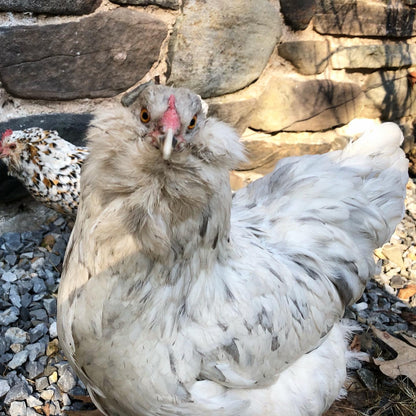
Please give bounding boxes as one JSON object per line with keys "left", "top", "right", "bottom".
{"left": 345, "top": 122, "right": 403, "bottom": 155}
{"left": 341, "top": 122, "right": 408, "bottom": 248}
{"left": 356, "top": 122, "right": 404, "bottom": 149}
{"left": 338, "top": 122, "right": 408, "bottom": 177}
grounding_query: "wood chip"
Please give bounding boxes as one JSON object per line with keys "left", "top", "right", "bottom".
{"left": 349, "top": 334, "right": 361, "bottom": 352}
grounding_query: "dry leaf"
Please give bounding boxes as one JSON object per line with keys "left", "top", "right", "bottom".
{"left": 42, "top": 403, "right": 50, "bottom": 416}
{"left": 372, "top": 326, "right": 416, "bottom": 385}
{"left": 41, "top": 234, "right": 56, "bottom": 250}
{"left": 398, "top": 284, "right": 416, "bottom": 300}
{"left": 349, "top": 334, "right": 361, "bottom": 352}
{"left": 46, "top": 339, "right": 60, "bottom": 356}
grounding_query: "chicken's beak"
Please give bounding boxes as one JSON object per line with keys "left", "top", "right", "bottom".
{"left": 163, "top": 128, "right": 174, "bottom": 160}
{"left": 160, "top": 94, "right": 180, "bottom": 161}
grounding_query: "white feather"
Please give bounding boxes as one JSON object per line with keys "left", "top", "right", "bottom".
{"left": 57, "top": 84, "right": 408, "bottom": 416}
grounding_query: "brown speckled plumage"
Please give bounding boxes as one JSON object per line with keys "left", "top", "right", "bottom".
{"left": 0, "top": 127, "right": 88, "bottom": 217}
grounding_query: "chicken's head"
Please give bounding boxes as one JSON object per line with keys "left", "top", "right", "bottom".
{"left": 0, "top": 129, "right": 22, "bottom": 170}
{"left": 0, "top": 129, "right": 14, "bottom": 156}
{"left": 119, "top": 83, "right": 245, "bottom": 169}
{"left": 0, "top": 128, "right": 55, "bottom": 175}
{"left": 126, "top": 84, "right": 208, "bottom": 161}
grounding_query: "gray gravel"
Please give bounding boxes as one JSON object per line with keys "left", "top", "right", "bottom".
{"left": 0, "top": 180, "right": 415, "bottom": 415}
{"left": 0, "top": 214, "right": 87, "bottom": 416}
{"left": 349, "top": 179, "right": 416, "bottom": 334}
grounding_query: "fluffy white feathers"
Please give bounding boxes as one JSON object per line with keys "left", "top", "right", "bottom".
{"left": 57, "top": 84, "right": 408, "bottom": 416}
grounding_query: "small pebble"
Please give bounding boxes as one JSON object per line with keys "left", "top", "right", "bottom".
{"left": 5, "top": 327, "right": 28, "bottom": 345}
{"left": 47, "top": 253, "right": 62, "bottom": 268}
{"left": 28, "top": 323, "right": 48, "bottom": 343}
{"left": 49, "top": 371, "right": 58, "bottom": 384}
{"left": 0, "top": 307, "right": 19, "bottom": 326}
{"left": 0, "top": 378, "right": 10, "bottom": 397}
{"left": 26, "top": 394, "right": 42, "bottom": 407}
{"left": 40, "top": 389, "right": 54, "bottom": 401}
{"left": 351, "top": 302, "right": 368, "bottom": 312}
{"left": 9, "top": 401, "right": 27, "bottom": 416}
{"left": 7, "top": 350, "right": 29, "bottom": 370}
{"left": 49, "top": 321, "right": 58, "bottom": 339}
{"left": 35, "top": 377, "right": 48, "bottom": 392}
{"left": 4, "top": 381, "right": 31, "bottom": 404}
{"left": 29, "top": 308, "right": 48, "bottom": 323}
{"left": 9, "top": 285, "right": 22, "bottom": 308}
{"left": 5, "top": 254, "right": 18, "bottom": 266}
{"left": 3, "top": 232, "right": 23, "bottom": 252}
{"left": 10, "top": 344, "right": 24, "bottom": 354}
{"left": 25, "top": 361, "right": 45, "bottom": 379}
{"left": 43, "top": 297, "right": 57, "bottom": 316}
{"left": 31, "top": 277, "right": 46, "bottom": 294}
{"left": 1, "top": 270, "right": 17, "bottom": 283}
{"left": 57, "top": 367, "right": 77, "bottom": 392}
{"left": 357, "top": 368, "right": 378, "bottom": 391}
{"left": 26, "top": 342, "right": 46, "bottom": 362}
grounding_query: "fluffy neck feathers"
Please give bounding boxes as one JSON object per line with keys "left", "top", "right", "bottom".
{"left": 82, "top": 106, "right": 238, "bottom": 265}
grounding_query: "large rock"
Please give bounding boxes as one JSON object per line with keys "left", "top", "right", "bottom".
{"left": 207, "top": 96, "right": 258, "bottom": 136}
{"left": 238, "top": 129, "right": 347, "bottom": 173}
{"left": 279, "top": 0, "right": 316, "bottom": 31}
{"left": 0, "top": 113, "right": 92, "bottom": 146}
{"left": 167, "top": 0, "right": 281, "bottom": 98}
{"left": 0, "top": 0, "right": 101, "bottom": 14}
{"left": 230, "top": 128, "right": 348, "bottom": 190}
{"left": 314, "top": 0, "right": 416, "bottom": 37}
{"left": 332, "top": 44, "right": 416, "bottom": 69}
{"left": 278, "top": 40, "right": 329, "bottom": 75}
{"left": 206, "top": 83, "right": 264, "bottom": 134}
{"left": 0, "top": 9, "right": 168, "bottom": 100}
{"left": 110, "top": 0, "right": 179, "bottom": 9}
{"left": 363, "top": 70, "right": 416, "bottom": 119}
{"left": 250, "top": 76, "right": 363, "bottom": 132}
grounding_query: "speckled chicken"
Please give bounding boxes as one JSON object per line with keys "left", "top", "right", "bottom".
{"left": 57, "top": 83, "right": 408, "bottom": 416}
{"left": 0, "top": 127, "right": 88, "bottom": 216}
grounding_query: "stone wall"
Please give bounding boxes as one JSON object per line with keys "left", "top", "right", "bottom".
{"left": 1, "top": 0, "right": 416, "bottom": 195}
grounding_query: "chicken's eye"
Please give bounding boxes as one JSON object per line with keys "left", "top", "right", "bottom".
{"left": 9, "top": 143, "right": 16, "bottom": 150}
{"left": 188, "top": 115, "right": 197, "bottom": 130}
{"left": 140, "top": 108, "right": 151, "bottom": 124}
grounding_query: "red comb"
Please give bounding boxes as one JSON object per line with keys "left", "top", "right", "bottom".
{"left": 161, "top": 95, "right": 180, "bottom": 131}
{"left": 1, "top": 129, "right": 13, "bottom": 140}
